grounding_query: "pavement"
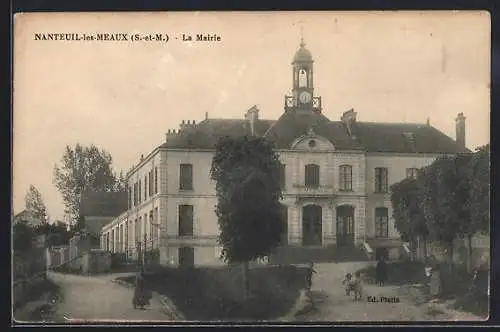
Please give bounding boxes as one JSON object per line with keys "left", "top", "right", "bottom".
{"left": 291, "top": 262, "right": 485, "bottom": 322}
{"left": 29, "top": 272, "right": 176, "bottom": 323}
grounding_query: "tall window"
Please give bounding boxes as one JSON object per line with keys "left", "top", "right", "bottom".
{"left": 406, "top": 168, "right": 418, "bottom": 179}
{"left": 149, "top": 170, "right": 154, "bottom": 196}
{"left": 374, "top": 167, "right": 388, "bottom": 193}
{"left": 138, "top": 180, "right": 142, "bottom": 203}
{"left": 339, "top": 165, "right": 353, "bottom": 191}
{"left": 375, "top": 207, "right": 389, "bottom": 238}
{"left": 179, "top": 164, "right": 193, "bottom": 190}
{"left": 274, "top": 163, "right": 286, "bottom": 189}
{"left": 133, "top": 183, "right": 138, "bottom": 206}
{"left": 154, "top": 167, "right": 158, "bottom": 194}
{"left": 178, "top": 205, "right": 194, "bottom": 236}
{"left": 305, "top": 164, "right": 320, "bottom": 188}
{"left": 144, "top": 175, "right": 148, "bottom": 199}
{"left": 128, "top": 186, "right": 132, "bottom": 208}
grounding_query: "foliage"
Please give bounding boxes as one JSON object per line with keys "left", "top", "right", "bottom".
{"left": 390, "top": 177, "right": 427, "bottom": 243}
{"left": 53, "top": 144, "right": 121, "bottom": 223}
{"left": 210, "top": 136, "right": 283, "bottom": 264}
{"left": 24, "top": 185, "right": 47, "bottom": 222}
{"left": 13, "top": 221, "right": 36, "bottom": 254}
{"left": 34, "top": 221, "right": 72, "bottom": 247}
{"left": 114, "top": 170, "right": 127, "bottom": 192}
{"left": 467, "top": 144, "right": 490, "bottom": 235}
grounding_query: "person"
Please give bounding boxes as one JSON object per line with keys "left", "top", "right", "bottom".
{"left": 352, "top": 271, "right": 364, "bottom": 301}
{"left": 132, "top": 270, "right": 150, "bottom": 310}
{"left": 376, "top": 257, "right": 388, "bottom": 286}
{"left": 306, "top": 261, "right": 317, "bottom": 291}
{"left": 429, "top": 262, "right": 442, "bottom": 301}
{"left": 342, "top": 273, "right": 354, "bottom": 296}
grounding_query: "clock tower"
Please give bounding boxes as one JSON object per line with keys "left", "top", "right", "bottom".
{"left": 285, "top": 35, "right": 322, "bottom": 112}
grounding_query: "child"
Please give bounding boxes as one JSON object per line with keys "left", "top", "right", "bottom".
{"left": 352, "top": 271, "right": 364, "bottom": 301}
{"left": 342, "top": 273, "right": 354, "bottom": 296}
{"left": 306, "top": 261, "right": 317, "bottom": 291}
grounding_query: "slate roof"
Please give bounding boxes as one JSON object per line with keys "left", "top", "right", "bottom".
{"left": 161, "top": 110, "right": 470, "bottom": 154}
{"left": 79, "top": 190, "right": 128, "bottom": 218}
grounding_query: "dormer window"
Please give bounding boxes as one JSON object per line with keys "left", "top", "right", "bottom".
{"left": 308, "top": 140, "right": 316, "bottom": 148}
{"left": 403, "top": 132, "right": 416, "bottom": 145}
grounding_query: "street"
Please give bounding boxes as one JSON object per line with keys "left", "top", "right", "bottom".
{"left": 46, "top": 272, "right": 174, "bottom": 323}
{"left": 294, "top": 262, "right": 484, "bottom": 322}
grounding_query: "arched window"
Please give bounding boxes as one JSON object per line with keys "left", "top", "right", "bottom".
{"left": 375, "top": 207, "right": 389, "bottom": 238}
{"left": 305, "top": 164, "right": 320, "bottom": 188}
{"left": 299, "top": 68, "right": 308, "bottom": 87}
{"left": 339, "top": 165, "right": 353, "bottom": 191}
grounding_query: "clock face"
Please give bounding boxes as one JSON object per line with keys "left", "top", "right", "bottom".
{"left": 299, "top": 91, "right": 311, "bottom": 104}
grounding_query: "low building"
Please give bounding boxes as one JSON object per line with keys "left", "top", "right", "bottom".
{"left": 13, "top": 209, "right": 44, "bottom": 228}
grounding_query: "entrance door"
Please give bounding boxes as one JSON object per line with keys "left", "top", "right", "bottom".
{"left": 179, "top": 247, "right": 195, "bottom": 267}
{"left": 302, "top": 205, "right": 322, "bottom": 246}
{"left": 336, "top": 205, "right": 355, "bottom": 246}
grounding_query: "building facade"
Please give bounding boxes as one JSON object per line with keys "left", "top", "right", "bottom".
{"left": 100, "top": 39, "right": 469, "bottom": 266}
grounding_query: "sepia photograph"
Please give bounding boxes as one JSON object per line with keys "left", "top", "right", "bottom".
{"left": 12, "top": 11, "right": 490, "bottom": 323}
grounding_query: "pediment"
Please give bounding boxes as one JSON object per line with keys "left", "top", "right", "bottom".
{"left": 290, "top": 128, "right": 335, "bottom": 151}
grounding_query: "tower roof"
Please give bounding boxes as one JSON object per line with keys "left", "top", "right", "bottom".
{"left": 292, "top": 37, "right": 313, "bottom": 63}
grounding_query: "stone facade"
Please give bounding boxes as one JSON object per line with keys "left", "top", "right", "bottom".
{"left": 100, "top": 39, "right": 468, "bottom": 266}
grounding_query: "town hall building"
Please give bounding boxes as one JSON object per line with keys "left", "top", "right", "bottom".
{"left": 100, "top": 38, "right": 469, "bottom": 267}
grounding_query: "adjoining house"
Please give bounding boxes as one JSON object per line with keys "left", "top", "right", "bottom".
{"left": 13, "top": 209, "right": 44, "bottom": 227}
{"left": 100, "top": 38, "right": 471, "bottom": 267}
{"left": 66, "top": 190, "right": 127, "bottom": 273}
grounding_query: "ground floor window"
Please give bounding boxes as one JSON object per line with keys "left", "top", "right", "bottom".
{"left": 179, "top": 246, "right": 195, "bottom": 267}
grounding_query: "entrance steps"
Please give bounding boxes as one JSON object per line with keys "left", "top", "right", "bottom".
{"left": 269, "top": 245, "right": 371, "bottom": 265}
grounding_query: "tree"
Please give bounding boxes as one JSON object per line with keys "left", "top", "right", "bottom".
{"left": 421, "top": 156, "right": 471, "bottom": 270}
{"left": 34, "top": 221, "right": 72, "bottom": 248}
{"left": 53, "top": 144, "right": 119, "bottom": 224}
{"left": 210, "top": 136, "right": 283, "bottom": 298}
{"left": 24, "top": 185, "right": 47, "bottom": 222}
{"left": 390, "top": 176, "right": 428, "bottom": 258}
{"left": 13, "top": 221, "right": 36, "bottom": 254}
{"left": 114, "top": 170, "right": 127, "bottom": 192}
{"left": 463, "top": 145, "right": 490, "bottom": 271}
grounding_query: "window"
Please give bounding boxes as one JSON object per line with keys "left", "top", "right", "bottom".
{"left": 179, "top": 164, "right": 193, "bottom": 190}
{"left": 128, "top": 186, "right": 132, "bottom": 208}
{"left": 138, "top": 180, "right": 142, "bottom": 203}
{"left": 339, "top": 165, "right": 353, "bottom": 191}
{"left": 149, "top": 170, "right": 154, "bottom": 196}
{"left": 274, "top": 163, "right": 286, "bottom": 189}
{"left": 305, "top": 164, "right": 320, "bottom": 188}
{"left": 178, "top": 205, "right": 194, "bottom": 236}
{"left": 144, "top": 175, "right": 148, "bottom": 199}
{"left": 134, "top": 183, "right": 138, "bottom": 206}
{"left": 406, "top": 168, "right": 418, "bottom": 179}
{"left": 374, "top": 167, "right": 388, "bottom": 193}
{"left": 154, "top": 167, "right": 158, "bottom": 194}
{"left": 375, "top": 207, "right": 389, "bottom": 238}
{"left": 179, "top": 247, "right": 195, "bottom": 267}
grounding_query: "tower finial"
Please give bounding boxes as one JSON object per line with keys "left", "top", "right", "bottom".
{"left": 300, "top": 26, "right": 305, "bottom": 47}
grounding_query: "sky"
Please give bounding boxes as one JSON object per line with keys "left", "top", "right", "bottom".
{"left": 13, "top": 11, "right": 490, "bottom": 222}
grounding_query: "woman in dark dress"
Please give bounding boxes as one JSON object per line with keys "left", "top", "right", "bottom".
{"left": 375, "top": 257, "right": 388, "bottom": 286}
{"left": 132, "top": 272, "right": 150, "bottom": 310}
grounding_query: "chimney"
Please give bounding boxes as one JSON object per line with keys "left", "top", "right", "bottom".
{"left": 341, "top": 109, "right": 357, "bottom": 138}
{"left": 205, "top": 112, "right": 208, "bottom": 120}
{"left": 245, "top": 105, "right": 260, "bottom": 136}
{"left": 456, "top": 112, "right": 466, "bottom": 149}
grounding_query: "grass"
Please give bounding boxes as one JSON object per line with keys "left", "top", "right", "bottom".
{"left": 117, "top": 264, "right": 308, "bottom": 321}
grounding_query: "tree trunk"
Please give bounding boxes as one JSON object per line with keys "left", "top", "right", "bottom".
{"left": 447, "top": 242, "right": 454, "bottom": 273}
{"left": 242, "top": 261, "right": 250, "bottom": 299}
{"left": 422, "top": 235, "right": 428, "bottom": 260}
{"left": 467, "top": 233, "right": 473, "bottom": 273}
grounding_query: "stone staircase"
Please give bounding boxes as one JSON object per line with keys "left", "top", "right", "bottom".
{"left": 269, "top": 245, "right": 371, "bottom": 265}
